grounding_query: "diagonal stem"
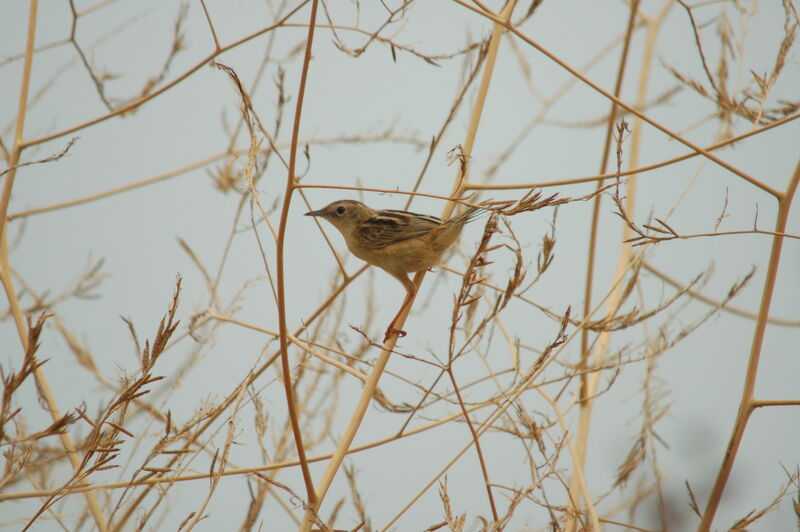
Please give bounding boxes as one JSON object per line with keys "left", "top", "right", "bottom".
{"left": 299, "top": 2, "right": 518, "bottom": 529}
{"left": 698, "top": 158, "right": 800, "bottom": 530}
{"left": 450, "top": 0, "right": 782, "bottom": 198}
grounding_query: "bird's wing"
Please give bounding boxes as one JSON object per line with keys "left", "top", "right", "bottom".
{"left": 357, "top": 210, "right": 442, "bottom": 248}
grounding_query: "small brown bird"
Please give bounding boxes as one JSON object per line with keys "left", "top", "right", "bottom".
{"left": 306, "top": 199, "right": 481, "bottom": 342}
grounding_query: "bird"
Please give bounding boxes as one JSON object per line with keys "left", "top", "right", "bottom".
{"left": 305, "top": 199, "right": 482, "bottom": 343}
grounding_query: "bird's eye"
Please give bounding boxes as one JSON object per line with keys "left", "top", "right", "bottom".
{"left": 335, "top": 206, "right": 346, "bottom": 216}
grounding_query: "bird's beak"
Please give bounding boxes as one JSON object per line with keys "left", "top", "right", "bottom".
{"left": 305, "top": 209, "right": 324, "bottom": 217}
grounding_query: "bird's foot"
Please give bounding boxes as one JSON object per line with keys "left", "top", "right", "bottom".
{"left": 383, "top": 327, "right": 407, "bottom": 344}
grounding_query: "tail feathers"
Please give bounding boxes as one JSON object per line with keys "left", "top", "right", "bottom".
{"left": 451, "top": 201, "right": 490, "bottom": 225}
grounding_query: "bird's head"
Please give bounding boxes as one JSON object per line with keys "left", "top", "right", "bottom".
{"left": 305, "top": 200, "right": 373, "bottom": 235}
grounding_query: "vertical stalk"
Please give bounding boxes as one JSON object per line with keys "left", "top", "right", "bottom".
{"left": 567, "top": 2, "right": 640, "bottom": 528}
{"left": 275, "top": 0, "right": 320, "bottom": 514}
{"left": 0, "top": 1, "right": 108, "bottom": 530}
{"left": 444, "top": 0, "right": 518, "bottom": 215}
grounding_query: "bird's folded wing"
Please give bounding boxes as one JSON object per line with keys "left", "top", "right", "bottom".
{"left": 357, "top": 210, "right": 442, "bottom": 248}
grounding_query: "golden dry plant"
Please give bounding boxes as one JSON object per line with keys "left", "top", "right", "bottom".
{"left": 1, "top": 1, "right": 799, "bottom": 531}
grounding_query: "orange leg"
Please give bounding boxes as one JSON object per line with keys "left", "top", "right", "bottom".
{"left": 383, "top": 275, "right": 417, "bottom": 343}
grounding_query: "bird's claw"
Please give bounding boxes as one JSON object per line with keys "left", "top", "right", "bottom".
{"left": 383, "top": 327, "right": 407, "bottom": 343}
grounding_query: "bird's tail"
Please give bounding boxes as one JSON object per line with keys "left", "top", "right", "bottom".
{"left": 450, "top": 198, "right": 491, "bottom": 226}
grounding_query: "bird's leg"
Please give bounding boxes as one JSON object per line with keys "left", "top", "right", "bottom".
{"left": 384, "top": 275, "right": 417, "bottom": 343}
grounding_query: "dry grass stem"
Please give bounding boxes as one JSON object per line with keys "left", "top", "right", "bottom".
{"left": 3, "top": 1, "right": 799, "bottom": 530}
